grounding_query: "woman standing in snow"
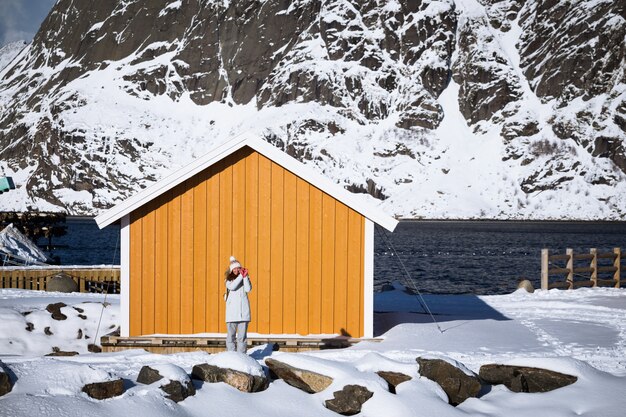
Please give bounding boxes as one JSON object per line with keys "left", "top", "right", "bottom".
{"left": 224, "top": 256, "right": 252, "bottom": 353}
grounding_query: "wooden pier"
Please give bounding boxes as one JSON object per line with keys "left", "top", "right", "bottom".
{"left": 541, "top": 248, "right": 622, "bottom": 290}
{"left": 101, "top": 335, "right": 380, "bottom": 353}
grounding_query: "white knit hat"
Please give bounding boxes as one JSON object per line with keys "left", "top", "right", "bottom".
{"left": 229, "top": 256, "right": 241, "bottom": 272}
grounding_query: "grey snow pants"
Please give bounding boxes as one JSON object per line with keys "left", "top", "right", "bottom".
{"left": 226, "top": 321, "right": 249, "bottom": 353}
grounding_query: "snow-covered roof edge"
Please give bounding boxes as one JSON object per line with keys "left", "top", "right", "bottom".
{"left": 95, "top": 134, "right": 398, "bottom": 231}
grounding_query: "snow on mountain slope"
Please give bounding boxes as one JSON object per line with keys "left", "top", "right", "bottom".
{"left": 0, "top": 41, "right": 27, "bottom": 72}
{"left": 0, "top": 0, "right": 624, "bottom": 219}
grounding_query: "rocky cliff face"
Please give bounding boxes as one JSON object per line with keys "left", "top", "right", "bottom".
{"left": 0, "top": 0, "right": 624, "bottom": 219}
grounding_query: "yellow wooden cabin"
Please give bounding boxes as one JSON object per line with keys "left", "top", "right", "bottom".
{"left": 96, "top": 135, "right": 397, "bottom": 340}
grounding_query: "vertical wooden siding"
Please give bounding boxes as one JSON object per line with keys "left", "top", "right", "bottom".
{"left": 129, "top": 147, "right": 365, "bottom": 337}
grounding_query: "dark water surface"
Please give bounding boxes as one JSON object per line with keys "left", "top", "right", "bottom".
{"left": 50, "top": 218, "right": 626, "bottom": 295}
{"left": 375, "top": 221, "right": 626, "bottom": 294}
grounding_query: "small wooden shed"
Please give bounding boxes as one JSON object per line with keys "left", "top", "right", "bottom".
{"left": 96, "top": 135, "right": 397, "bottom": 339}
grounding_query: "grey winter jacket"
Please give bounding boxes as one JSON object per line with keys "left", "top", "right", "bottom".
{"left": 225, "top": 274, "right": 252, "bottom": 322}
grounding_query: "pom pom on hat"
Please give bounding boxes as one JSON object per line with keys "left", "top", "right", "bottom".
{"left": 229, "top": 256, "right": 241, "bottom": 272}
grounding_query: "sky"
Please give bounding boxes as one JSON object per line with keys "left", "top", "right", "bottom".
{"left": 0, "top": 0, "right": 57, "bottom": 47}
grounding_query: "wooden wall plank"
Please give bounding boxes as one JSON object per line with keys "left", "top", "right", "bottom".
{"left": 295, "top": 179, "right": 310, "bottom": 335}
{"left": 193, "top": 176, "right": 207, "bottom": 333}
{"left": 167, "top": 191, "right": 181, "bottom": 334}
{"left": 129, "top": 216, "right": 143, "bottom": 336}
{"left": 245, "top": 152, "right": 259, "bottom": 333}
{"left": 232, "top": 152, "right": 247, "bottom": 261}
{"left": 218, "top": 161, "right": 233, "bottom": 333}
{"left": 206, "top": 166, "right": 221, "bottom": 335}
{"left": 347, "top": 210, "right": 363, "bottom": 337}
{"left": 154, "top": 195, "right": 169, "bottom": 333}
{"left": 180, "top": 182, "right": 194, "bottom": 334}
{"left": 282, "top": 170, "right": 297, "bottom": 334}
{"left": 334, "top": 202, "right": 349, "bottom": 336}
{"left": 321, "top": 195, "right": 336, "bottom": 334}
{"left": 270, "top": 162, "right": 284, "bottom": 333}
{"left": 141, "top": 210, "right": 156, "bottom": 334}
{"left": 257, "top": 154, "right": 272, "bottom": 334}
{"left": 308, "top": 186, "right": 323, "bottom": 334}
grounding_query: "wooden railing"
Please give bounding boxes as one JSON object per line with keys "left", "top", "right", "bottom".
{"left": 541, "top": 248, "right": 622, "bottom": 290}
{"left": 0, "top": 266, "right": 121, "bottom": 293}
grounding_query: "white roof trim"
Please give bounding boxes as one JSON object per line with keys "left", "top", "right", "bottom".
{"left": 95, "top": 134, "right": 398, "bottom": 231}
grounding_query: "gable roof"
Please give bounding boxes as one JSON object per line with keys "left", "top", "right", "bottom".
{"left": 95, "top": 134, "right": 398, "bottom": 231}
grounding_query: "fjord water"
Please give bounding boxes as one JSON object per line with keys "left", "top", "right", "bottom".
{"left": 52, "top": 218, "right": 626, "bottom": 295}
{"left": 375, "top": 221, "right": 626, "bottom": 294}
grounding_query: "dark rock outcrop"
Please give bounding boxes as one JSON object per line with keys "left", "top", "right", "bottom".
{"left": 82, "top": 378, "right": 125, "bottom": 400}
{"left": 192, "top": 363, "right": 268, "bottom": 393}
{"left": 375, "top": 371, "right": 412, "bottom": 394}
{"left": 479, "top": 364, "right": 578, "bottom": 393}
{"left": 137, "top": 365, "right": 196, "bottom": 402}
{"left": 45, "top": 302, "right": 67, "bottom": 320}
{"left": 417, "top": 357, "right": 481, "bottom": 406}
{"left": 137, "top": 366, "right": 163, "bottom": 385}
{"left": 324, "top": 384, "right": 373, "bottom": 416}
{"left": 265, "top": 358, "right": 332, "bottom": 394}
{"left": 0, "top": 362, "right": 13, "bottom": 397}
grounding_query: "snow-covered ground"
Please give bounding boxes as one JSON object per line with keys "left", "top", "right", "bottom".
{"left": 0, "top": 286, "right": 625, "bottom": 416}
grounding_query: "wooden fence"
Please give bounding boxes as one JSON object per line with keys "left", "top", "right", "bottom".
{"left": 0, "top": 266, "right": 121, "bottom": 293}
{"left": 541, "top": 248, "right": 622, "bottom": 290}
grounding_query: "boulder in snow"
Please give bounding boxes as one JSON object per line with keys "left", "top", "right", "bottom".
{"left": 192, "top": 363, "right": 268, "bottom": 393}
{"left": 324, "top": 384, "right": 373, "bottom": 416}
{"left": 137, "top": 365, "right": 196, "bottom": 402}
{"left": 265, "top": 358, "right": 333, "bottom": 394}
{"left": 375, "top": 371, "right": 411, "bottom": 394}
{"left": 45, "top": 302, "right": 67, "bottom": 320}
{"left": 47, "top": 273, "right": 78, "bottom": 293}
{"left": 417, "top": 357, "right": 481, "bottom": 406}
{"left": 479, "top": 364, "right": 578, "bottom": 393}
{"left": 0, "top": 361, "right": 13, "bottom": 397}
{"left": 82, "top": 378, "right": 124, "bottom": 400}
{"left": 516, "top": 279, "right": 535, "bottom": 293}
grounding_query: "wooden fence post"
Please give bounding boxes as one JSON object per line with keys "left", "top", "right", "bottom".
{"left": 590, "top": 248, "right": 598, "bottom": 287}
{"left": 566, "top": 248, "right": 574, "bottom": 290}
{"left": 541, "top": 249, "right": 549, "bottom": 290}
{"left": 614, "top": 248, "right": 621, "bottom": 288}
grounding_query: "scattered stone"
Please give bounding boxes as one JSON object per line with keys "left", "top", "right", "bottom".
{"left": 46, "top": 347, "right": 79, "bottom": 356}
{"left": 20, "top": 311, "right": 31, "bottom": 316}
{"left": 78, "top": 314, "right": 87, "bottom": 320}
{"left": 517, "top": 279, "right": 535, "bottom": 293}
{"left": 137, "top": 365, "right": 196, "bottom": 402}
{"left": 479, "top": 364, "right": 578, "bottom": 393}
{"left": 25, "top": 322, "right": 34, "bottom": 332}
{"left": 376, "top": 371, "right": 411, "bottom": 394}
{"left": 82, "top": 378, "right": 125, "bottom": 400}
{"left": 265, "top": 358, "right": 333, "bottom": 394}
{"left": 0, "top": 362, "right": 13, "bottom": 397}
{"left": 160, "top": 379, "right": 196, "bottom": 403}
{"left": 192, "top": 363, "right": 268, "bottom": 393}
{"left": 73, "top": 307, "right": 84, "bottom": 313}
{"left": 137, "top": 366, "right": 164, "bottom": 385}
{"left": 44, "top": 326, "right": 53, "bottom": 336}
{"left": 77, "top": 329, "right": 83, "bottom": 339}
{"left": 88, "top": 344, "right": 102, "bottom": 353}
{"left": 45, "top": 302, "right": 67, "bottom": 320}
{"left": 380, "top": 283, "right": 395, "bottom": 292}
{"left": 417, "top": 357, "right": 481, "bottom": 406}
{"left": 325, "top": 385, "right": 373, "bottom": 416}
{"left": 46, "top": 273, "right": 78, "bottom": 293}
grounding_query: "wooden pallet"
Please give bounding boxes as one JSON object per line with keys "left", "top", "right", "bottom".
{"left": 101, "top": 335, "right": 381, "bottom": 353}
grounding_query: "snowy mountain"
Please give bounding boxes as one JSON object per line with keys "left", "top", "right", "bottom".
{"left": 0, "top": 41, "right": 27, "bottom": 72}
{"left": 0, "top": 0, "right": 624, "bottom": 219}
